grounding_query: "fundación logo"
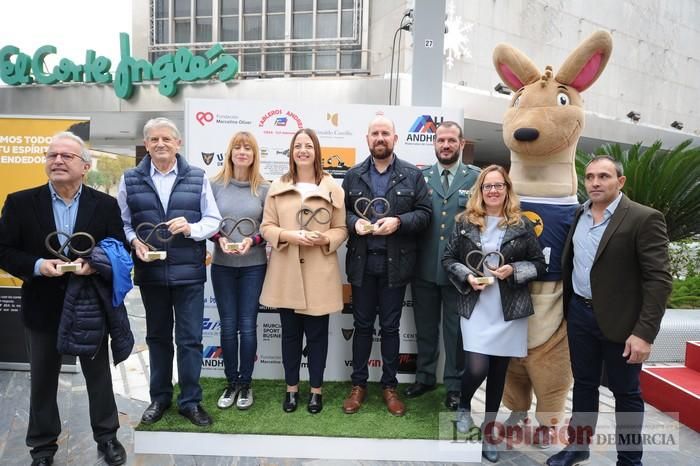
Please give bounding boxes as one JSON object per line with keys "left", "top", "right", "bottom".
{"left": 196, "top": 111, "right": 214, "bottom": 126}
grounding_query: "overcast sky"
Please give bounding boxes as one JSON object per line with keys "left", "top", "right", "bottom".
{"left": 2, "top": 1, "right": 132, "bottom": 72}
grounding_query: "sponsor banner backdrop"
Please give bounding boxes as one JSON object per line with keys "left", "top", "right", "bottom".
{"left": 0, "top": 115, "right": 89, "bottom": 369}
{"left": 187, "top": 99, "right": 462, "bottom": 381}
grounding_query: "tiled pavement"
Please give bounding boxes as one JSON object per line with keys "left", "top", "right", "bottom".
{"left": 0, "top": 288, "right": 698, "bottom": 465}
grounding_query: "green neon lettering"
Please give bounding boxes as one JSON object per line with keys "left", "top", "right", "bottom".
{"left": 0, "top": 33, "right": 239, "bottom": 99}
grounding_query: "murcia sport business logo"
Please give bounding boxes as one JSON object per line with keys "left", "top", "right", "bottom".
{"left": 405, "top": 115, "right": 444, "bottom": 145}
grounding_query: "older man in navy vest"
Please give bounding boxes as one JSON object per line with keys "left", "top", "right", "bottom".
{"left": 117, "top": 118, "right": 221, "bottom": 427}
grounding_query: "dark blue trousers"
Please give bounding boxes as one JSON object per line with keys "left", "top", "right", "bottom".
{"left": 350, "top": 254, "right": 406, "bottom": 388}
{"left": 140, "top": 283, "right": 205, "bottom": 409}
{"left": 567, "top": 294, "right": 644, "bottom": 466}
{"left": 279, "top": 310, "right": 329, "bottom": 388}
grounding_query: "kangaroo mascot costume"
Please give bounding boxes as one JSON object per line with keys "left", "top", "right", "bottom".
{"left": 492, "top": 31, "right": 613, "bottom": 441}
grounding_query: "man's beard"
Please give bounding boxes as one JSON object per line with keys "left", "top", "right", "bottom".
{"left": 370, "top": 143, "right": 393, "bottom": 160}
{"left": 436, "top": 148, "right": 460, "bottom": 165}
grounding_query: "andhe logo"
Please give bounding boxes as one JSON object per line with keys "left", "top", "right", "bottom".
{"left": 406, "top": 115, "right": 444, "bottom": 144}
{"left": 195, "top": 111, "right": 214, "bottom": 126}
{"left": 202, "top": 346, "right": 225, "bottom": 368}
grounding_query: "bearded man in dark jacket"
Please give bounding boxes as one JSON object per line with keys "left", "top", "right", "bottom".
{"left": 341, "top": 116, "right": 431, "bottom": 417}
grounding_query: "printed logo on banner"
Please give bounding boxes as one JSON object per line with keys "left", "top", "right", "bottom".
{"left": 397, "top": 352, "right": 418, "bottom": 374}
{"left": 259, "top": 304, "right": 281, "bottom": 313}
{"left": 195, "top": 111, "right": 214, "bottom": 126}
{"left": 321, "top": 147, "right": 355, "bottom": 179}
{"left": 258, "top": 354, "right": 283, "bottom": 365}
{"left": 262, "top": 321, "right": 282, "bottom": 341}
{"left": 340, "top": 326, "right": 380, "bottom": 343}
{"left": 316, "top": 113, "right": 353, "bottom": 139}
{"left": 341, "top": 328, "right": 354, "bottom": 341}
{"left": 202, "top": 317, "right": 221, "bottom": 336}
{"left": 260, "top": 147, "right": 290, "bottom": 159}
{"left": 202, "top": 346, "right": 225, "bottom": 368}
{"left": 201, "top": 152, "right": 215, "bottom": 165}
{"left": 345, "top": 359, "right": 381, "bottom": 368}
{"left": 258, "top": 109, "right": 303, "bottom": 135}
{"left": 405, "top": 115, "right": 444, "bottom": 145}
{"left": 402, "top": 331, "right": 416, "bottom": 342}
{"left": 195, "top": 110, "right": 252, "bottom": 127}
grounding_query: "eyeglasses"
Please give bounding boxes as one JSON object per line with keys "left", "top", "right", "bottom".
{"left": 45, "top": 152, "right": 84, "bottom": 162}
{"left": 482, "top": 183, "right": 507, "bottom": 192}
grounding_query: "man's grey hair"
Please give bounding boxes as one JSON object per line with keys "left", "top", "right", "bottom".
{"left": 587, "top": 155, "right": 624, "bottom": 177}
{"left": 50, "top": 131, "right": 91, "bottom": 163}
{"left": 143, "top": 117, "right": 181, "bottom": 140}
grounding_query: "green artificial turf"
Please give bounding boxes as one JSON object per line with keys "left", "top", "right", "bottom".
{"left": 136, "top": 378, "right": 458, "bottom": 440}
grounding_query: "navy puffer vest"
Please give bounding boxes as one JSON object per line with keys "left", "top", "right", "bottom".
{"left": 124, "top": 154, "right": 206, "bottom": 286}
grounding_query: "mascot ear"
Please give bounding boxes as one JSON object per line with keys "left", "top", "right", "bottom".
{"left": 493, "top": 44, "right": 541, "bottom": 92}
{"left": 556, "top": 30, "right": 613, "bottom": 92}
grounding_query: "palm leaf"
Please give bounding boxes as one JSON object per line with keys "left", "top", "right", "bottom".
{"left": 576, "top": 140, "right": 700, "bottom": 241}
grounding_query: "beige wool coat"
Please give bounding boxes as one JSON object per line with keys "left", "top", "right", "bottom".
{"left": 259, "top": 174, "right": 348, "bottom": 315}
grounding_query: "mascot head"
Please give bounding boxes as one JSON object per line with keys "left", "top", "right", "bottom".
{"left": 493, "top": 31, "right": 613, "bottom": 197}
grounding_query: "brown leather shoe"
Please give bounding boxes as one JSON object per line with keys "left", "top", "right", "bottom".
{"left": 382, "top": 388, "right": 406, "bottom": 416}
{"left": 343, "top": 385, "right": 367, "bottom": 414}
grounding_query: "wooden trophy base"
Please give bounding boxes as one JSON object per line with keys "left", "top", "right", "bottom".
{"left": 473, "top": 276, "right": 495, "bottom": 285}
{"left": 224, "top": 242, "right": 241, "bottom": 252}
{"left": 145, "top": 251, "right": 167, "bottom": 261}
{"left": 57, "top": 262, "right": 81, "bottom": 273}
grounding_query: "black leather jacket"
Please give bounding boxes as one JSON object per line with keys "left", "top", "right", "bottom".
{"left": 442, "top": 217, "right": 545, "bottom": 321}
{"left": 342, "top": 155, "right": 431, "bottom": 288}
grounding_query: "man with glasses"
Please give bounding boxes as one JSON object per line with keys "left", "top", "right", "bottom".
{"left": 405, "top": 121, "right": 479, "bottom": 410}
{"left": 117, "top": 117, "right": 221, "bottom": 427}
{"left": 0, "top": 132, "right": 128, "bottom": 466}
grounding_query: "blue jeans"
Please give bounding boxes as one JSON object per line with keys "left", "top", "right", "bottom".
{"left": 140, "top": 283, "right": 205, "bottom": 409}
{"left": 211, "top": 263, "right": 266, "bottom": 386}
{"left": 567, "top": 294, "right": 644, "bottom": 466}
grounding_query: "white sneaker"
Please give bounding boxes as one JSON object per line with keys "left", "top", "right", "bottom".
{"left": 236, "top": 385, "right": 254, "bottom": 410}
{"left": 217, "top": 384, "right": 239, "bottom": 409}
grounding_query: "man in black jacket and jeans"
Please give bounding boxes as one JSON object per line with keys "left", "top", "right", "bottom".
{"left": 341, "top": 116, "right": 431, "bottom": 416}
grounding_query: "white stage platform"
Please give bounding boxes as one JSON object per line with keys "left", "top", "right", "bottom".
{"left": 135, "top": 431, "right": 483, "bottom": 462}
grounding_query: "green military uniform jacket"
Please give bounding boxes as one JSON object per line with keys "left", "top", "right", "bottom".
{"left": 415, "top": 162, "right": 480, "bottom": 286}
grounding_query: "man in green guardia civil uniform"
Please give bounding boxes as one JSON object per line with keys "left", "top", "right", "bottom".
{"left": 405, "top": 121, "right": 480, "bottom": 410}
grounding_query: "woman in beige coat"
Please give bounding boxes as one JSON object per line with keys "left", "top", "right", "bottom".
{"left": 260, "top": 128, "right": 347, "bottom": 414}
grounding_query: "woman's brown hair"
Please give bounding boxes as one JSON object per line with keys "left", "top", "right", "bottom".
{"left": 280, "top": 128, "right": 325, "bottom": 185}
